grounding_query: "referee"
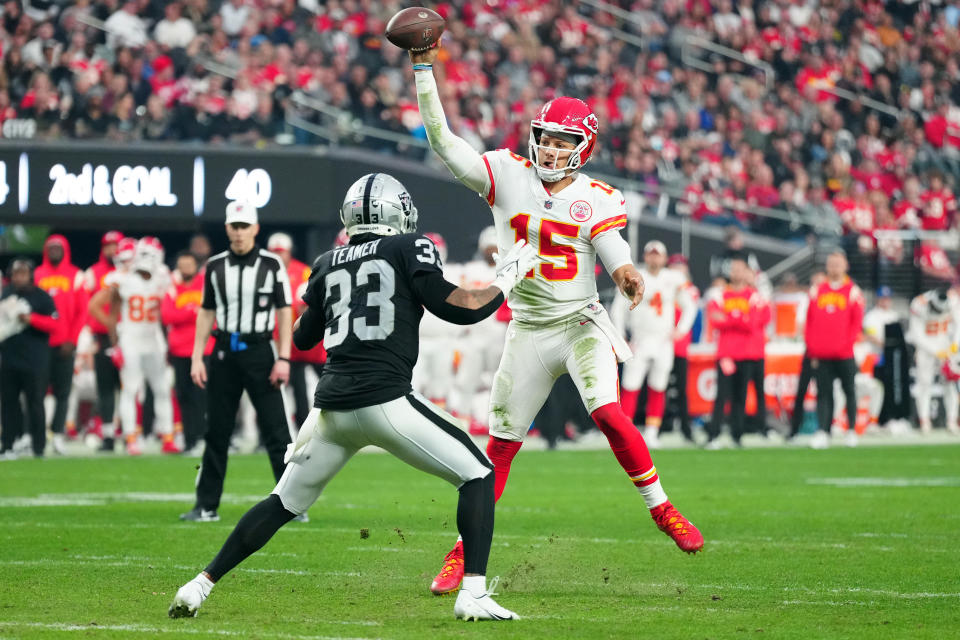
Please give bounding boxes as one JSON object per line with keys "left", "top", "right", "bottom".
{"left": 180, "top": 201, "right": 294, "bottom": 522}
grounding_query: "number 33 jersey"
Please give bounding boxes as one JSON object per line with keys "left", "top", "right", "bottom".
{"left": 105, "top": 267, "right": 170, "bottom": 350}
{"left": 301, "top": 233, "right": 443, "bottom": 410}
{"left": 481, "top": 149, "right": 628, "bottom": 325}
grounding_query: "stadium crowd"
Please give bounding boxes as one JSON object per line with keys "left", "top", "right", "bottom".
{"left": 3, "top": 0, "right": 960, "bottom": 248}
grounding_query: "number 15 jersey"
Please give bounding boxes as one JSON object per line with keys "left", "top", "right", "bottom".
{"left": 301, "top": 232, "right": 443, "bottom": 410}
{"left": 481, "top": 149, "right": 629, "bottom": 325}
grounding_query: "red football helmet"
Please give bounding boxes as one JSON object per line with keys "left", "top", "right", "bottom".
{"left": 134, "top": 236, "right": 165, "bottom": 272}
{"left": 528, "top": 97, "right": 599, "bottom": 182}
{"left": 115, "top": 237, "right": 137, "bottom": 267}
{"left": 424, "top": 232, "right": 448, "bottom": 263}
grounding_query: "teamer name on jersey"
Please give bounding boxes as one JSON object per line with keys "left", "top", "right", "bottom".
{"left": 331, "top": 239, "right": 383, "bottom": 266}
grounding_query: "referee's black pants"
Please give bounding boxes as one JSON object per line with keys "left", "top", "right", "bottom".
{"left": 815, "top": 357, "right": 858, "bottom": 434}
{"left": 790, "top": 354, "right": 814, "bottom": 437}
{"left": 195, "top": 342, "right": 292, "bottom": 512}
{"left": 172, "top": 355, "right": 208, "bottom": 450}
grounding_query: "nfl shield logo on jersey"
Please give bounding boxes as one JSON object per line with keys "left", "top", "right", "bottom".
{"left": 545, "top": 200, "right": 553, "bottom": 209}
{"left": 569, "top": 200, "right": 593, "bottom": 222}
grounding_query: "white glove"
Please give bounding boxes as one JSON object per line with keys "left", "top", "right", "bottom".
{"left": 491, "top": 240, "right": 542, "bottom": 294}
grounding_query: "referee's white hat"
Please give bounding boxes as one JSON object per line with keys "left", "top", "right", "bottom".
{"left": 226, "top": 200, "right": 258, "bottom": 225}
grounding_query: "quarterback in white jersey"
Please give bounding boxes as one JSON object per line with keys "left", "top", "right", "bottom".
{"left": 89, "top": 237, "right": 177, "bottom": 455}
{"left": 412, "top": 44, "right": 702, "bottom": 595}
{"left": 907, "top": 287, "right": 960, "bottom": 433}
{"left": 610, "top": 240, "right": 696, "bottom": 447}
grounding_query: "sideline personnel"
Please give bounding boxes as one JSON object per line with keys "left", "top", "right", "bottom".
{"left": 180, "top": 201, "right": 294, "bottom": 522}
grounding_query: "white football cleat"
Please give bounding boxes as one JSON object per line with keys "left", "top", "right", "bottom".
{"left": 844, "top": 430, "right": 858, "bottom": 448}
{"left": 643, "top": 426, "right": 661, "bottom": 450}
{"left": 810, "top": 430, "right": 829, "bottom": 450}
{"left": 168, "top": 579, "right": 208, "bottom": 618}
{"left": 453, "top": 579, "right": 518, "bottom": 621}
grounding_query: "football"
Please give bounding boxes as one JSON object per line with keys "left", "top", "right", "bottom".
{"left": 385, "top": 7, "right": 445, "bottom": 51}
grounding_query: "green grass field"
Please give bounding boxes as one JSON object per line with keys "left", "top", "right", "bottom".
{"left": 1, "top": 445, "right": 958, "bottom": 639}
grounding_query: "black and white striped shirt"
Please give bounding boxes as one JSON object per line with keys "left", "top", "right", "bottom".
{"left": 202, "top": 247, "right": 292, "bottom": 335}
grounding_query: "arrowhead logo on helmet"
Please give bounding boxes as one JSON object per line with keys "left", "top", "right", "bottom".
{"left": 528, "top": 97, "right": 599, "bottom": 183}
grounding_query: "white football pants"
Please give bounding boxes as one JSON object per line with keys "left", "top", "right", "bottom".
{"left": 273, "top": 392, "right": 492, "bottom": 514}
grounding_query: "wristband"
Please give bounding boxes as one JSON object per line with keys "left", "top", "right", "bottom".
{"left": 278, "top": 357, "right": 290, "bottom": 363}
{"left": 412, "top": 63, "right": 433, "bottom": 72}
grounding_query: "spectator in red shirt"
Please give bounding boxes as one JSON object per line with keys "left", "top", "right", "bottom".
{"left": 705, "top": 257, "right": 769, "bottom": 448}
{"left": 805, "top": 250, "right": 865, "bottom": 448}
{"left": 920, "top": 171, "right": 956, "bottom": 231}
{"left": 34, "top": 235, "right": 86, "bottom": 453}
{"left": 161, "top": 250, "right": 213, "bottom": 452}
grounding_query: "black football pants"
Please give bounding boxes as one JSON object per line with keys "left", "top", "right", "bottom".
{"left": 47, "top": 347, "right": 74, "bottom": 435}
{"left": 93, "top": 332, "right": 119, "bottom": 426}
{"left": 289, "top": 361, "right": 323, "bottom": 428}
{"left": 790, "top": 354, "right": 814, "bottom": 437}
{"left": 172, "top": 356, "right": 208, "bottom": 450}
{"left": 1, "top": 365, "right": 48, "bottom": 455}
{"left": 815, "top": 357, "right": 858, "bottom": 434}
{"left": 195, "top": 342, "right": 292, "bottom": 511}
{"left": 708, "top": 360, "right": 750, "bottom": 444}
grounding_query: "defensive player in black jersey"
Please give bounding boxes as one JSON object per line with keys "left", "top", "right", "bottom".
{"left": 169, "top": 173, "right": 542, "bottom": 622}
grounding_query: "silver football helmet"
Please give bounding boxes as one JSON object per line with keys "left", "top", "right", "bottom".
{"left": 340, "top": 173, "right": 418, "bottom": 237}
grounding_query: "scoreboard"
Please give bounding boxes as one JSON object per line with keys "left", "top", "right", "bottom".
{"left": 0, "top": 144, "right": 330, "bottom": 223}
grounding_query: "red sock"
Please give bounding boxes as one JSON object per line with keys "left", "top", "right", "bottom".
{"left": 485, "top": 436, "right": 523, "bottom": 501}
{"left": 620, "top": 388, "right": 640, "bottom": 423}
{"left": 591, "top": 403, "right": 659, "bottom": 489}
{"left": 646, "top": 388, "right": 666, "bottom": 427}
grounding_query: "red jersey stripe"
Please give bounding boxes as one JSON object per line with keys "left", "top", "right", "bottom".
{"left": 482, "top": 155, "right": 495, "bottom": 207}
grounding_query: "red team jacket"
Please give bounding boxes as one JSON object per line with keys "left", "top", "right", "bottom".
{"left": 805, "top": 278, "right": 864, "bottom": 360}
{"left": 34, "top": 235, "right": 86, "bottom": 347}
{"left": 708, "top": 286, "right": 770, "bottom": 361}
{"left": 84, "top": 251, "right": 116, "bottom": 336}
{"left": 286, "top": 258, "right": 326, "bottom": 365}
{"left": 162, "top": 270, "right": 214, "bottom": 358}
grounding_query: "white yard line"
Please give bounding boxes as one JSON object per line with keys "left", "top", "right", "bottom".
{"left": 0, "top": 492, "right": 267, "bottom": 507}
{"left": 0, "top": 622, "right": 379, "bottom": 640}
{"left": 806, "top": 477, "right": 960, "bottom": 487}
{"left": 0, "top": 558, "right": 362, "bottom": 578}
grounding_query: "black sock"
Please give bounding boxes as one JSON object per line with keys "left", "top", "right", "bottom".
{"left": 204, "top": 494, "right": 296, "bottom": 581}
{"left": 457, "top": 473, "right": 495, "bottom": 576}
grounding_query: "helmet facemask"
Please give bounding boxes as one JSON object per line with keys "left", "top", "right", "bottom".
{"left": 529, "top": 125, "right": 587, "bottom": 183}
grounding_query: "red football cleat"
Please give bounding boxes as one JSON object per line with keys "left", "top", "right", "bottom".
{"left": 650, "top": 501, "right": 703, "bottom": 554}
{"left": 430, "top": 540, "right": 464, "bottom": 595}
{"left": 161, "top": 440, "right": 182, "bottom": 454}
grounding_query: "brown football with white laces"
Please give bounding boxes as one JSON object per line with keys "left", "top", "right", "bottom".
{"left": 385, "top": 7, "right": 445, "bottom": 51}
